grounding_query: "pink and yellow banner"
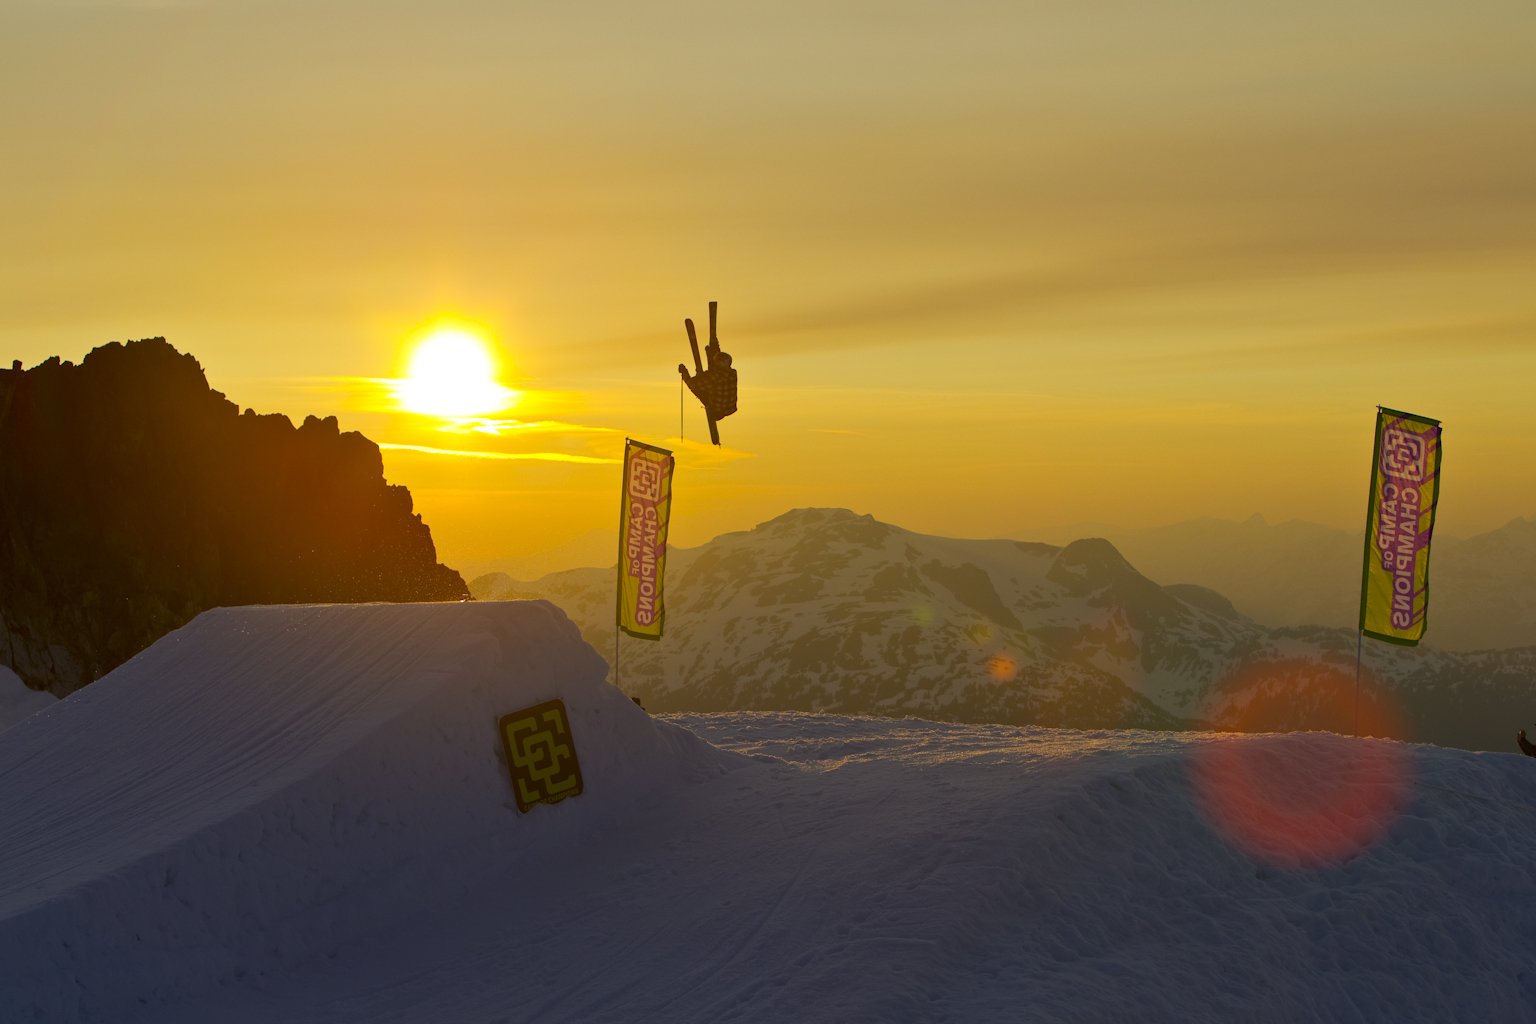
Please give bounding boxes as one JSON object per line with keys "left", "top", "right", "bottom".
{"left": 1359, "top": 407, "right": 1442, "bottom": 645}
{"left": 617, "top": 439, "right": 674, "bottom": 641}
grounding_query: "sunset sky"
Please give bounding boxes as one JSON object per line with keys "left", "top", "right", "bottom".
{"left": 4, "top": 0, "right": 1533, "bottom": 578}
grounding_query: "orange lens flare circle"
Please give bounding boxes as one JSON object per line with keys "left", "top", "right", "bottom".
{"left": 987, "top": 654, "right": 1018, "bottom": 683}
{"left": 1190, "top": 661, "right": 1413, "bottom": 869}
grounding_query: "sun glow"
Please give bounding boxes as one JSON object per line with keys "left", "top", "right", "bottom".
{"left": 396, "top": 324, "right": 518, "bottom": 418}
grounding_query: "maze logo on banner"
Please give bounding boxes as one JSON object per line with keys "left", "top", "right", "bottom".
{"left": 629, "top": 453, "right": 664, "bottom": 502}
{"left": 1382, "top": 428, "right": 1426, "bottom": 483}
{"left": 498, "top": 699, "right": 584, "bottom": 814}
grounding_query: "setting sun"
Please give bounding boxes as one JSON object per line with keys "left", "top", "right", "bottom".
{"left": 396, "top": 325, "right": 518, "bottom": 419}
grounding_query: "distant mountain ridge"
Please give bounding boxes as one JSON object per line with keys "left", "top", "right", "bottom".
{"left": 1030, "top": 513, "right": 1535, "bottom": 650}
{"left": 474, "top": 508, "right": 1536, "bottom": 752}
{"left": 1, "top": 338, "right": 467, "bottom": 695}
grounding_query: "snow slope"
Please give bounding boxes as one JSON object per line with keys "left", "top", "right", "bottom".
{"left": 4, "top": 602, "right": 1536, "bottom": 1022}
{"left": 0, "top": 665, "right": 54, "bottom": 731}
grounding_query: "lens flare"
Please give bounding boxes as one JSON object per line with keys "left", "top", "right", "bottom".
{"left": 1190, "top": 661, "right": 1413, "bottom": 869}
{"left": 987, "top": 653, "right": 1018, "bottom": 683}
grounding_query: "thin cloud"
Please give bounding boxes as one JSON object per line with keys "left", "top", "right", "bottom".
{"left": 1128, "top": 314, "right": 1536, "bottom": 369}
{"left": 435, "top": 418, "right": 618, "bottom": 437}
{"left": 734, "top": 244, "right": 1484, "bottom": 353}
{"left": 38, "top": 0, "right": 204, "bottom": 7}
{"left": 658, "top": 438, "right": 758, "bottom": 466}
{"left": 581, "top": 227, "right": 1535, "bottom": 365}
{"left": 275, "top": 377, "right": 593, "bottom": 423}
{"left": 378, "top": 444, "right": 618, "bottom": 465}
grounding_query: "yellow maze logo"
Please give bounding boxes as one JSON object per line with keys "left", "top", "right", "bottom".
{"left": 499, "top": 699, "right": 584, "bottom": 813}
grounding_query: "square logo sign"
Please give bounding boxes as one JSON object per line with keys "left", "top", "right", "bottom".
{"left": 499, "top": 699, "right": 584, "bottom": 813}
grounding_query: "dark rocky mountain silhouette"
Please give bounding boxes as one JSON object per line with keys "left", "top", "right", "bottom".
{"left": 1, "top": 338, "right": 467, "bottom": 696}
{"left": 474, "top": 508, "right": 1536, "bottom": 752}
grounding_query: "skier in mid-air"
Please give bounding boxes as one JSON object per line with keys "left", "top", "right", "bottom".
{"left": 678, "top": 301, "right": 737, "bottom": 445}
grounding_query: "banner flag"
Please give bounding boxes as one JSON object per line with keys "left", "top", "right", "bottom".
{"left": 617, "top": 438, "right": 674, "bottom": 641}
{"left": 1359, "top": 407, "right": 1442, "bottom": 645}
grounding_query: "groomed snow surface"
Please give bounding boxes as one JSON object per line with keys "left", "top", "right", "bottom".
{"left": 2, "top": 603, "right": 1534, "bottom": 1023}
{"left": 0, "top": 665, "right": 55, "bottom": 732}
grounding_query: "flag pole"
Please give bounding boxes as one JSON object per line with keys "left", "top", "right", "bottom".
{"left": 615, "top": 439, "right": 627, "bottom": 691}
{"left": 1353, "top": 629, "right": 1363, "bottom": 737}
{"left": 1353, "top": 404, "right": 1382, "bottom": 740}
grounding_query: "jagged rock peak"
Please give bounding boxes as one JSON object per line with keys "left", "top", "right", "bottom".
{"left": 82, "top": 336, "right": 198, "bottom": 371}
{"left": 82, "top": 337, "right": 219, "bottom": 396}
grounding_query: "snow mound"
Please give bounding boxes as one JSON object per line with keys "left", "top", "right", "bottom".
{"left": 0, "top": 601, "right": 741, "bottom": 1022}
{"left": 8, "top": 603, "right": 1536, "bottom": 1022}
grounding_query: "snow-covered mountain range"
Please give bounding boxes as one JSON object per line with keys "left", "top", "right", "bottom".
{"left": 473, "top": 508, "right": 1536, "bottom": 752}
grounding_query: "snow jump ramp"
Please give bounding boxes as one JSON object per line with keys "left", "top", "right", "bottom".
{"left": 0, "top": 601, "right": 739, "bottom": 1022}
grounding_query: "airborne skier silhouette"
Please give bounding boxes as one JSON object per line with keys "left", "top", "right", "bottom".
{"left": 678, "top": 301, "right": 737, "bottom": 446}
